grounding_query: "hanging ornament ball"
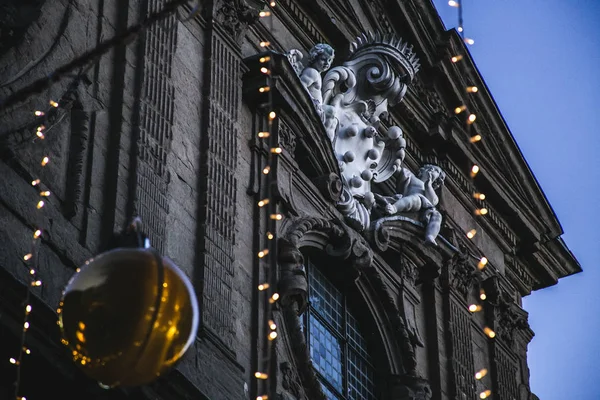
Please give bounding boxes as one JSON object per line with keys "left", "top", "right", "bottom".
{"left": 58, "top": 247, "right": 199, "bottom": 388}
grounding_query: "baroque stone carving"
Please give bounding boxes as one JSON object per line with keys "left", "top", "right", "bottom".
{"left": 278, "top": 217, "right": 373, "bottom": 313}
{"left": 390, "top": 374, "right": 433, "bottom": 400}
{"left": 214, "top": 0, "right": 259, "bottom": 42}
{"left": 443, "top": 243, "right": 480, "bottom": 298}
{"left": 374, "top": 164, "right": 446, "bottom": 245}
{"left": 279, "top": 362, "right": 305, "bottom": 400}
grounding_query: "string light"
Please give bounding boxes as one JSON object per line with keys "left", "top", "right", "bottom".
{"left": 467, "top": 86, "right": 478, "bottom": 93}
{"left": 257, "top": 396, "right": 269, "bottom": 400}
{"left": 258, "top": 199, "right": 270, "bottom": 207}
{"left": 270, "top": 1, "right": 276, "bottom": 6}
{"left": 259, "top": 11, "right": 271, "bottom": 17}
{"left": 266, "top": 232, "right": 274, "bottom": 240}
{"left": 36, "top": 201, "right": 45, "bottom": 209}
{"left": 470, "top": 165, "right": 479, "bottom": 177}
{"left": 36, "top": 131, "right": 45, "bottom": 140}
{"left": 467, "top": 114, "right": 476, "bottom": 124}
{"left": 259, "top": 41, "right": 270, "bottom": 47}
{"left": 34, "top": 111, "right": 44, "bottom": 116}
{"left": 480, "top": 390, "right": 492, "bottom": 399}
{"left": 258, "top": 131, "right": 270, "bottom": 138}
{"left": 258, "top": 283, "right": 270, "bottom": 291}
{"left": 259, "top": 86, "right": 270, "bottom": 93}
{"left": 475, "top": 369, "right": 488, "bottom": 380}
{"left": 49, "top": 100, "right": 59, "bottom": 107}
{"left": 270, "top": 214, "right": 282, "bottom": 220}
{"left": 469, "top": 134, "right": 482, "bottom": 143}
{"left": 269, "top": 320, "right": 277, "bottom": 330}
{"left": 451, "top": 55, "right": 463, "bottom": 63}
{"left": 448, "top": 0, "right": 459, "bottom": 7}
{"left": 468, "top": 304, "right": 482, "bottom": 313}
{"left": 268, "top": 331, "right": 277, "bottom": 340}
{"left": 40, "top": 191, "right": 51, "bottom": 197}
{"left": 260, "top": 67, "right": 270, "bottom": 74}
{"left": 259, "top": 56, "right": 271, "bottom": 63}
{"left": 41, "top": 156, "right": 49, "bottom": 166}
{"left": 25, "top": 305, "right": 31, "bottom": 313}
{"left": 464, "top": 38, "right": 475, "bottom": 45}
{"left": 23, "top": 254, "right": 32, "bottom": 261}
{"left": 466, "top": 229, "right": 477, "bottom": 239}
{"left": 480, "top": 289, "right": 487, "bottom": 301}
{"left": 255, "top": 372, "right": 268, "bottom": 379}
{"left": 31, "top": 179, "right": 40, "bottom": 186}
{"left": 262, "top": 166, "right": 270, "bottom": 174}
{"left": 33, "top": 230, "right": 42, "bottom": 239}
{"left": 475, "top": 208, "right": 488, "bottom": 215}
{"left": 258, "top": 249, "right": 269, "bottom": 258}
{"left": 478, "top": 257, "right": 488, "bottom": 270}
{"left": 270, "top": 147, "right": 282, "bottom": 154}
{"left": 455, "top": 105, "right": 467, "bottom": 114}
{"left": 268, "top": 111, "right": 276, "bottom": 120}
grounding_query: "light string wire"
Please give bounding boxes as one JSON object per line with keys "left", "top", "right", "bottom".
{"left": 5, "top": 3, "right": 201, "bottom": 399}
{"left": 448, "top": 1, "right": 494, "bottom": 398}
{"left": 255, "top": 2, "right": 279, "bottom": 400}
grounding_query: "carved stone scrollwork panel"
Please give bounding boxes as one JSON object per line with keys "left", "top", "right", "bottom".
{"left": 213, "top": 0, "right": 259, "bottom": 43}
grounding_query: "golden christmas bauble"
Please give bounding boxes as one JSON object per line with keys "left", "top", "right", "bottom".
{"left": 58, "top": 248, "right": 199, "bottom": 387}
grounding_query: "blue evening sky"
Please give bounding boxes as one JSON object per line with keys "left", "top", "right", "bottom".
{"left": 432, "top": 1, "right": 600, "bottom": 399}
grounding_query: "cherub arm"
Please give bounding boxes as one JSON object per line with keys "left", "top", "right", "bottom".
{"left": 395, "top": 167, "right": 413, "bottom": 195}
{"left": 424, "top": 178, "right": 439, "bottom": 207}
{"left": 300, "top": 67, "right": 320, "bottom": 89}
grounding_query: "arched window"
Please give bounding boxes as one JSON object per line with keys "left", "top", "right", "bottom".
{"left": 302, "top": 257, "right": 377, "bottom": 400}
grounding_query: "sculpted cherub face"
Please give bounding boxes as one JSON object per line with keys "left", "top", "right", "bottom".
{"left": 308, "top": 44, "right": 335, "bottom": 72}
{"left": 418, "top": 165, "right": 445, "bottom": 189}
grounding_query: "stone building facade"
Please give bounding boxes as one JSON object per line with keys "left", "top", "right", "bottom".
{"left": 0, "top": 1, "right": 580, "bottom": 400}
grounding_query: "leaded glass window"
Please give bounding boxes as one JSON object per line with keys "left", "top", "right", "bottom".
{"left": 303, "top": 258, "right": 376, "bottom": 400}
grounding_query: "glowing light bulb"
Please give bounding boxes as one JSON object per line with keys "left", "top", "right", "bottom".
{"left": 32, "top": 280, "right": 42, "bottom": 287}
{"left": 268, "top": 331, "right": 277, "bottom": 340}
{"left": 33, "top": 230, "right": 42, "bottom": 239}
{"left": 257, "top": 396, "right": 269, "bottom": 400}
{"left": 269, "top": 293, "right": 280, "bottom": 303}
{"left": 474, "top": 193, "right": 486, "bottom": 200}
{"left": 270, "top": 1, "right": 276, "bottom": 6}
{"left": 258, "top": 249, "right": 269, "bottom": 258}
{"left": 259, "top": 11, "right": 271, "bottom": 17}
{"left": 29, "top": 269, "right": 35, "bottom": 275}
{"left": 468, "top": 304, "right": 481, "bottom": 312}
{"left": 451, "top": 55, "right": 463, "bottom": 63}
{"left": 480, "top": 390, "right": 492, "bottom": 399}
{"left": 269, "top": 111, "right": 276, "bottom": 120}
{"left": 480, "top": 289, "right": 487, "bottom": 300}
{"left": 23, "top": 254, "right": 32, "bottom": 261}
{"left": 262, "top": 166, "right": 270, "bottom": 175}
{"left": 258, "top": 131, "right": 270, "bottom": 138}
{"left": 454, "top": 105, "right": 467, "bottom": 114}
{"left": 259, "top": 41, "right": 270, "bottom": 47}
{"left": 478, "top": 257, "right": 488, "bottom": 270}
{"left": 470, "top": 134, "right": 482, "bottom": 143}
{"left": 468, "top": 114, "right": 477, "bottom": 124}
{"left": 31, "top": 179, "right": 40, "bottom": 186}
{"left": 260, "top": 67, "right": 270, "bottom": 74}
{"left": 258, "top": 199, "right": 270, "bottom": 207}
{"left": 49, "top": 100, "right": 59, "bottom": 107}
{"left": 259, "top": 56, "right": 271, "bottom": 63}
{"left": 475, "top": 369, "right": 488, "bottom": 380}
{"left": 465, "top": 38, "right": 475, "bottom": 45}
{"left": 37, "top": 200, "right": 45, "bottom": 209}
{"left": 41, "top": 156, "right": 50, "bottom": 166}
{"left": 458, "top": 26, "right": 463, "bottom": 32}
{"left": 258, "top": 283, "right": 270, "bottom": 291}
{"left": 255, "top": 372, "right": 268, "bottom": 379}
{"left": 471, "top": 165, "right": 480, "bottom": 177}
{"left": 467, "top": 229, "right": 477, "bottom": 239}
{"left": 34, "top": 111, "right": 44, "bottom": 116}
{"left": 448, "top": 0, "right": 459, "bottom": 7}
{"left": 476, "top": 208, "right": 488, "bottom": 215}
{"left": 269, "top": 320, "right": 277, "bottom": 330}
{"left": 25, "top": 305, "right": 32, "bottom": 313}
{"left": 270, "top": 214, "right": 283, "bottom": 220}
{"left": 259, "top": 86, "right": 270, "bottom": 93}
{"left": 24, "top": 322, "right": 30, "bottom": 330}
{"left": 41, "top": 191, "right": 51, "bottom": 196}
{"left": 266, "top": 232, "right": 274, "bottom": 240}
{"left": 271, "top": 147, "right": 282, "bottom": 154}
{"left": 9, "top": 357, "right": 17, "bottom": 364}
{"left": 467, "top": 86, "right": 479, "bottom": 93}
{"left": 36, "top": 131, "right": 45, "bottom": 139}
{"left": 24, "top": 348, "right": 31, "bottom": 355}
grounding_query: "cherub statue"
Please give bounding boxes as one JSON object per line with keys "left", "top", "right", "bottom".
{"left": 287, "top": 44, "right": 335, "bottom": 123}
{"left": 377, "top": 164, "right": 446, "bottom": 245}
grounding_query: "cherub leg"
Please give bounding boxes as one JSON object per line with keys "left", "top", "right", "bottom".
{"left": 386, "top": 195, "right": 421, "bottom": 214}
{"left": 424, "top": 209, "right": 442, "bottom": 245}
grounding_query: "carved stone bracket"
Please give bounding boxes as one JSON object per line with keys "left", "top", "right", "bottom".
{"left": 442, "top": 243, "right": 481, "bottom": 299}
{"left": 213, "top": 0, "right": 259, "bottom": 43}
{"left": 389, "top": 374, "right": 433, "bottom": 400}
{"left": 483, "top": 277, "right": 532, "bottom": 347}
